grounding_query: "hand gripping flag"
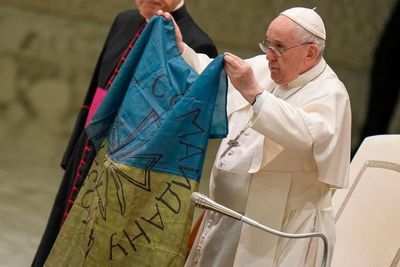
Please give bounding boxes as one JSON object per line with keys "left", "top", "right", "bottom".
{"left": 45, "top": 17, "right": 227, "bottom": 266}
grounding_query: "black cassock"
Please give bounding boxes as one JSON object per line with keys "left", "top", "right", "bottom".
{"left": 32, "top": 5, "right": 218, "bottom": 267}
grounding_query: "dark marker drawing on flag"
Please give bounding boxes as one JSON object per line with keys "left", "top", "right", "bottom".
{"left": 45, "top": 16, "right": 227, "bottom": 267}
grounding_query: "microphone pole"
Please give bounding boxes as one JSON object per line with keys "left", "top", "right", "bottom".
{"left": 191, "top": 192, "right": 328, "bottom": 267}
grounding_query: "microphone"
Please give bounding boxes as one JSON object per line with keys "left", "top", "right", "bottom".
{"left": 190, "top": 192, "right": 329, "bottom": 267}
{"left": 190, "top": 192, "right": 242, "bottom": 220}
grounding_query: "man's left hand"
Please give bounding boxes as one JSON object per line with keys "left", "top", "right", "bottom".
{"left": 156, "top": 10, "right": 184, "bottom": 53}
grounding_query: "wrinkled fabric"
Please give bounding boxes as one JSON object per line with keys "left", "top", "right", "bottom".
{"left": 45, "top": 17, "right": 227, "bottom": 267}
{"left": 86, "top": 17, "right": 227, "bottom": 181}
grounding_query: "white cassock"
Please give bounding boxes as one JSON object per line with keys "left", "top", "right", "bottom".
{"left": 182, "top": 46, "right": 351, "bottom": 267}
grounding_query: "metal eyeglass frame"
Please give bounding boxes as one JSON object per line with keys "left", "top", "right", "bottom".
{"left": 259, "top": 40, "right": 313, "bottom": 57}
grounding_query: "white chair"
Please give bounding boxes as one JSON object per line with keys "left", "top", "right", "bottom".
{"left": 332, "top": 135, "right": 400, "bottom": 267}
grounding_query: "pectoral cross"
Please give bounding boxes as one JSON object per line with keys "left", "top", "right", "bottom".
{"left": 219, "top": 137, "right": 240, "bottom": 159}
{"left": 219, "top": 120, "right": 251, "bottom": 159}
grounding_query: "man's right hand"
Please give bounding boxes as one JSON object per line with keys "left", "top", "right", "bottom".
{"left": 224, "top": 52, "right": 263, "bottom": 104}
{"left": 156, "top": 10, "right": 184, "bottom": 54}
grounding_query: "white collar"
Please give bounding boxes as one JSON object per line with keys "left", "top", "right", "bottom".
{"left": 283, "top": 58, "right": 326, "bottom": 89}
{"left": 175, "top": 0, "right": 185, "bottom": 10}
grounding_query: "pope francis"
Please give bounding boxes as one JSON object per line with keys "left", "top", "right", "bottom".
{"left": 160, "top": 7, "right": 351, "bottom": 267}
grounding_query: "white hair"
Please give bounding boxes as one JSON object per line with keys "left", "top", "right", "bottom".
{"left": 294, "top": 24, "right": 325, "bottom": 59}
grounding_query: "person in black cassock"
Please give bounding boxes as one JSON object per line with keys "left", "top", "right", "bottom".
{"left": 32, "top": 1, "right": 217, "bottom": 266}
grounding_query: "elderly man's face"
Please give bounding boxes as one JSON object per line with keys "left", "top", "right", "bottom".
{"left": 265, "top": 15, "right": 309, "bottom": 85}
{"left": 136, "top": 0, "right": 181, "bottom": 19}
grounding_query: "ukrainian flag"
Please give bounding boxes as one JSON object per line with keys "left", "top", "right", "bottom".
{"left": 45, "top": 17, "right": 227, "bottom": 266}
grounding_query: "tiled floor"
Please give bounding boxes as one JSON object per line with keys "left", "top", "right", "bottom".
{"left": 0, "top": 118, "right": 65, "bottom": 267}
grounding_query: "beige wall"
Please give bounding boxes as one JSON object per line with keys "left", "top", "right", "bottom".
{"left": 0, "top": 1, "right": 399, "bottom": 265}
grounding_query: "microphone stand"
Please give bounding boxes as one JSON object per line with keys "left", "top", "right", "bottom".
{"left": 191, "top": 192, "right": 328, "bottom": 267}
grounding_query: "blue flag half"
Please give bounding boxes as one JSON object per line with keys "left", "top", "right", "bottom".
{"left": 86, "top": 16, "right": 227, "bottom": 182}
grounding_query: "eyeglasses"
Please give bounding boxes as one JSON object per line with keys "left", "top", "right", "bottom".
{"left": 259, "top": 40, "right": 313, "bottom": 57}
